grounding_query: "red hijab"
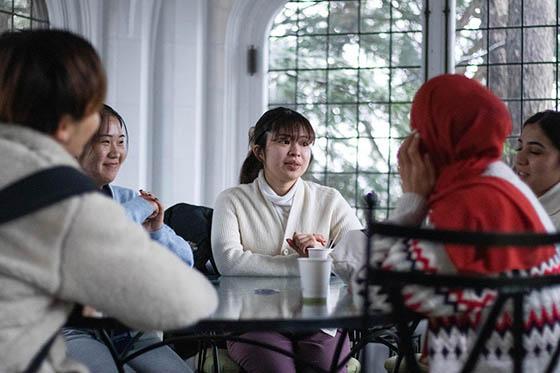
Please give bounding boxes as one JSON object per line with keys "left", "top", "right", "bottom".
{"left": 411, "top": 74, "right": 555, "bottom": 273}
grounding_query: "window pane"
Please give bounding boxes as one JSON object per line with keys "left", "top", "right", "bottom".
{"left": 326, "top": 172, "right": 357, "bottom": 206}
{"left": 488, "top": 65, "right": 521, "bottom": 100}
{"left": 298, "top": 1, "right": 328, "bottom": 35}
{"left": 360, "top": 34, "right": 390, "bottom": 68}
{"left": 32, "top": 0, "right": 48, "bottom": 20}
{"left": 298, "top": 103, "right": 327, "bottom": 137}
{"left": 13, "top": 14, "right": 30, "bottom": 29}
{"left": 298, "top": 35, "right": 327, "bottom": 69}
{"left": 0, "top": 1, "right": 12, "bottom": 12}
{"left": 391, "top": 67, "right": 422, "bottom": 101}
{"left": 270, "top": 3, "right": 298, "bottom": 36}
{"left": 390, "top": 103, "right": 412, "bottom": 138}
{"left": 327, "top": 138, "right": 357, "bottom": 172}
{"left": 297, "top": 69, "right": 327, "bottom": 104}
{"left": 358, "top": 103, "right": 390, "bottom": 138}
{"left": 269, "top": 36, "right": 297, "bottom": 70}
{"left": 392, "top": 32, "right": 422, "bottom": 66}
{"left": 328, "top": 69, "right": 358, "bottom": 103}
{"left": 14, "top": 0, "right": 29, "bottom": 15}
{"left": 361, "top": 0, "right": 391, "bottom": 33}
{"left": 523, "top": 27, "right": 555, "bottom": 63}
{"left": 359, "top": 68, "right": 390, "bottom": 102}
{"left": 523, "top": 0, "right": 555, "bottom": 26}
{"left": 488, "top": 0, "right": 520, "bottom": 27}
{"left": 309, "top": 137, "right": 327, "bottom": 172}
{"left": 358, "top": 138, "right": 389, "bottom": 173}
{"left": 329, "top": 1, "right": 359, "bottom": 34}
{"left": 392, "top": 1, "right": 422, "bottom": 32}
{"left": 327, "top": 104, "right": 357, "bottom": 137}
{"left": 0, "top": 11, "right": 12, "bottom": 30}
{"left": 268, "top": 71, "right": 296, "bottom": 105}
{"left": 328, "top": 34, "right": 359, "bottom": 68}
{"left": 523, "top": 64, "right": 555, "bottom": 99}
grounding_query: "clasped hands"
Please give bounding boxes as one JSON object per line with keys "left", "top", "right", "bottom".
{"left": 286, "top": 232, "right": 326, "bottom": 257}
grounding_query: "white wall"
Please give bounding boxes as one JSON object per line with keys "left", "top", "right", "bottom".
{"left": 46, "top": 0, "right": 287, "bottom": 207}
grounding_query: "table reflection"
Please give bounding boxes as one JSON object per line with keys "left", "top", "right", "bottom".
{"left": 205, "top": 276, "right": 361, "bottom": 323}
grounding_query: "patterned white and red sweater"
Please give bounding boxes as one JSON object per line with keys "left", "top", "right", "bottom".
{"left": 333, "top": 161, "right": 560, "bottom": 372}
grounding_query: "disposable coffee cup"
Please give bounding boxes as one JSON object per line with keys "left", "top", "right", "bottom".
{"left": 307, "top": 247, "right": 333, "bottom": 259}
{"left": 297, "top": 257, "right": 331, "bottom": 304}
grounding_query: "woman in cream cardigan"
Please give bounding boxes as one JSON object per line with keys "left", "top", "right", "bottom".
{"left": 211, "top": 107, "right": 362, "bottom": 373}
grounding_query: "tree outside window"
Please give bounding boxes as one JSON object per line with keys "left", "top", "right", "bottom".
{"left": 269, "top": 0, "right": 560, "bottom": 224}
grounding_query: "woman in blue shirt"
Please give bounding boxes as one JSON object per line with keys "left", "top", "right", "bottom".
{"left": 63, "top": 104, "right": 193, "bottom": 373}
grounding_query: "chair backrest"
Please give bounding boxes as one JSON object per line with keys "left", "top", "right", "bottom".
{"left": 164, "top": 203, "right": 218, "bottom": 275}
{"left": 360, "top": 220, "right": 560, "bottom": 373}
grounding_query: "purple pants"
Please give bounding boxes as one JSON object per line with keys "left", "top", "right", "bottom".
{"left": 227, "top": 330, "right": 350, "bottom": 373}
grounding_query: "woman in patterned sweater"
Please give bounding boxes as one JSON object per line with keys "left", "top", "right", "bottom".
{"left": 333, "top": 74, "right": 560, "bottom": 372}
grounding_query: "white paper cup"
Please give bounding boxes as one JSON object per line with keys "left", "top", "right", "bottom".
{"left": 307, "top": 247, "right": 333, "bottom": 259}
{"left": 297, "top": 257, "right": 331, "bottom": 303}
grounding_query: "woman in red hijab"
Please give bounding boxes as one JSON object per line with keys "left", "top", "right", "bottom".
{"left": 333, "top": 74, "right": 560, "bottom": 372}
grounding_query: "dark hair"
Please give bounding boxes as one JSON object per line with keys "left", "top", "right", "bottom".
{"left": 523, "top": 110, "right": 560, "bottom": 151}
{"left": 0, "top": 29, "right": 106, "bottom": 134}
{"left": 239, "top": 107, "right": 315, "bottom": 184}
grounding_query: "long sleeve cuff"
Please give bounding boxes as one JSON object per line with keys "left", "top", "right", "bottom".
{"left": 388, "top": 193, "right": 427, "bottom": 226}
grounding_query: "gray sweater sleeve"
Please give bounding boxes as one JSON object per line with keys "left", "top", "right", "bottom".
{"left": 57, "top": 194, "right": 217, "bottom": 331}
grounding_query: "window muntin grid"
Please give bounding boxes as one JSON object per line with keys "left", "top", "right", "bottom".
{"left": 0, "top": 0, "right": 49, "bottom": 32}
{"left": 268, "top": 0, "right": 423, "bottom": 222}
{"left": 455, "top": 0, "right": 559, "bottom": 165}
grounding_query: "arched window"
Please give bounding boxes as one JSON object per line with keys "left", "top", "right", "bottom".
{"left": 0, "top": 0, "right": 49, "bottom": 32}
{"left": 268, "top": 0, "right": 423, "bottom": 221}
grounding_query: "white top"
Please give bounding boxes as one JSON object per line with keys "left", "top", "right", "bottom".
{"left": 211, "top": 174, "right": 363, "bottom": 276}
{"left": 539, "top": 181, "right": 560, "bottom": 229}
{"left": 257, "top": 171, "right": 300, "bottom": 229}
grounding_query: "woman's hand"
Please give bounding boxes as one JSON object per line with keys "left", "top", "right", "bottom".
{"left": 397, "top": 131, "right": 436, "bottom": 198}
{"left": 139, "top": 190, "right": 164, "bottom": 232}
{"left": 286, "top": 233, "right": 326, "bottom": 257}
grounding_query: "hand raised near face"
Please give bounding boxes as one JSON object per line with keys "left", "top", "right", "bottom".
{"left": 139, "top": 189, "right": 164, "bottom": 232}
{"left": 286, "top": 232, "right": 326, "bottom": 257}
{"left": 397, "top": 131, "right": 436, "bottom": 198}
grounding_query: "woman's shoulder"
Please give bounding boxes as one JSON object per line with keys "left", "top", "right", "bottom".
{"left": 301, "top": 179, "right": 343, "bottom": 199}
{"left": 216, "top": 182, "right": 259, "bottom": 203}
{"left": 107, "top": 185, "right": 138, "bottom": 203}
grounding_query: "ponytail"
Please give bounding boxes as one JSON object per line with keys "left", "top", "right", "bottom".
{"left": 239, "top": 150, "right": 262, "bottom": 184}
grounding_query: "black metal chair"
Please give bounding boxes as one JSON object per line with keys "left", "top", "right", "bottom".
{"left": 359, "top": 214, "right": 560, "bottom": 373}
{"left": 164, "top": 202, "right": 219, "bottom": 276}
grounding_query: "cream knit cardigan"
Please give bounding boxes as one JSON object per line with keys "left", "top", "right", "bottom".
{"left": 211, "top": 175, "right": 362, "bottom": 276}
